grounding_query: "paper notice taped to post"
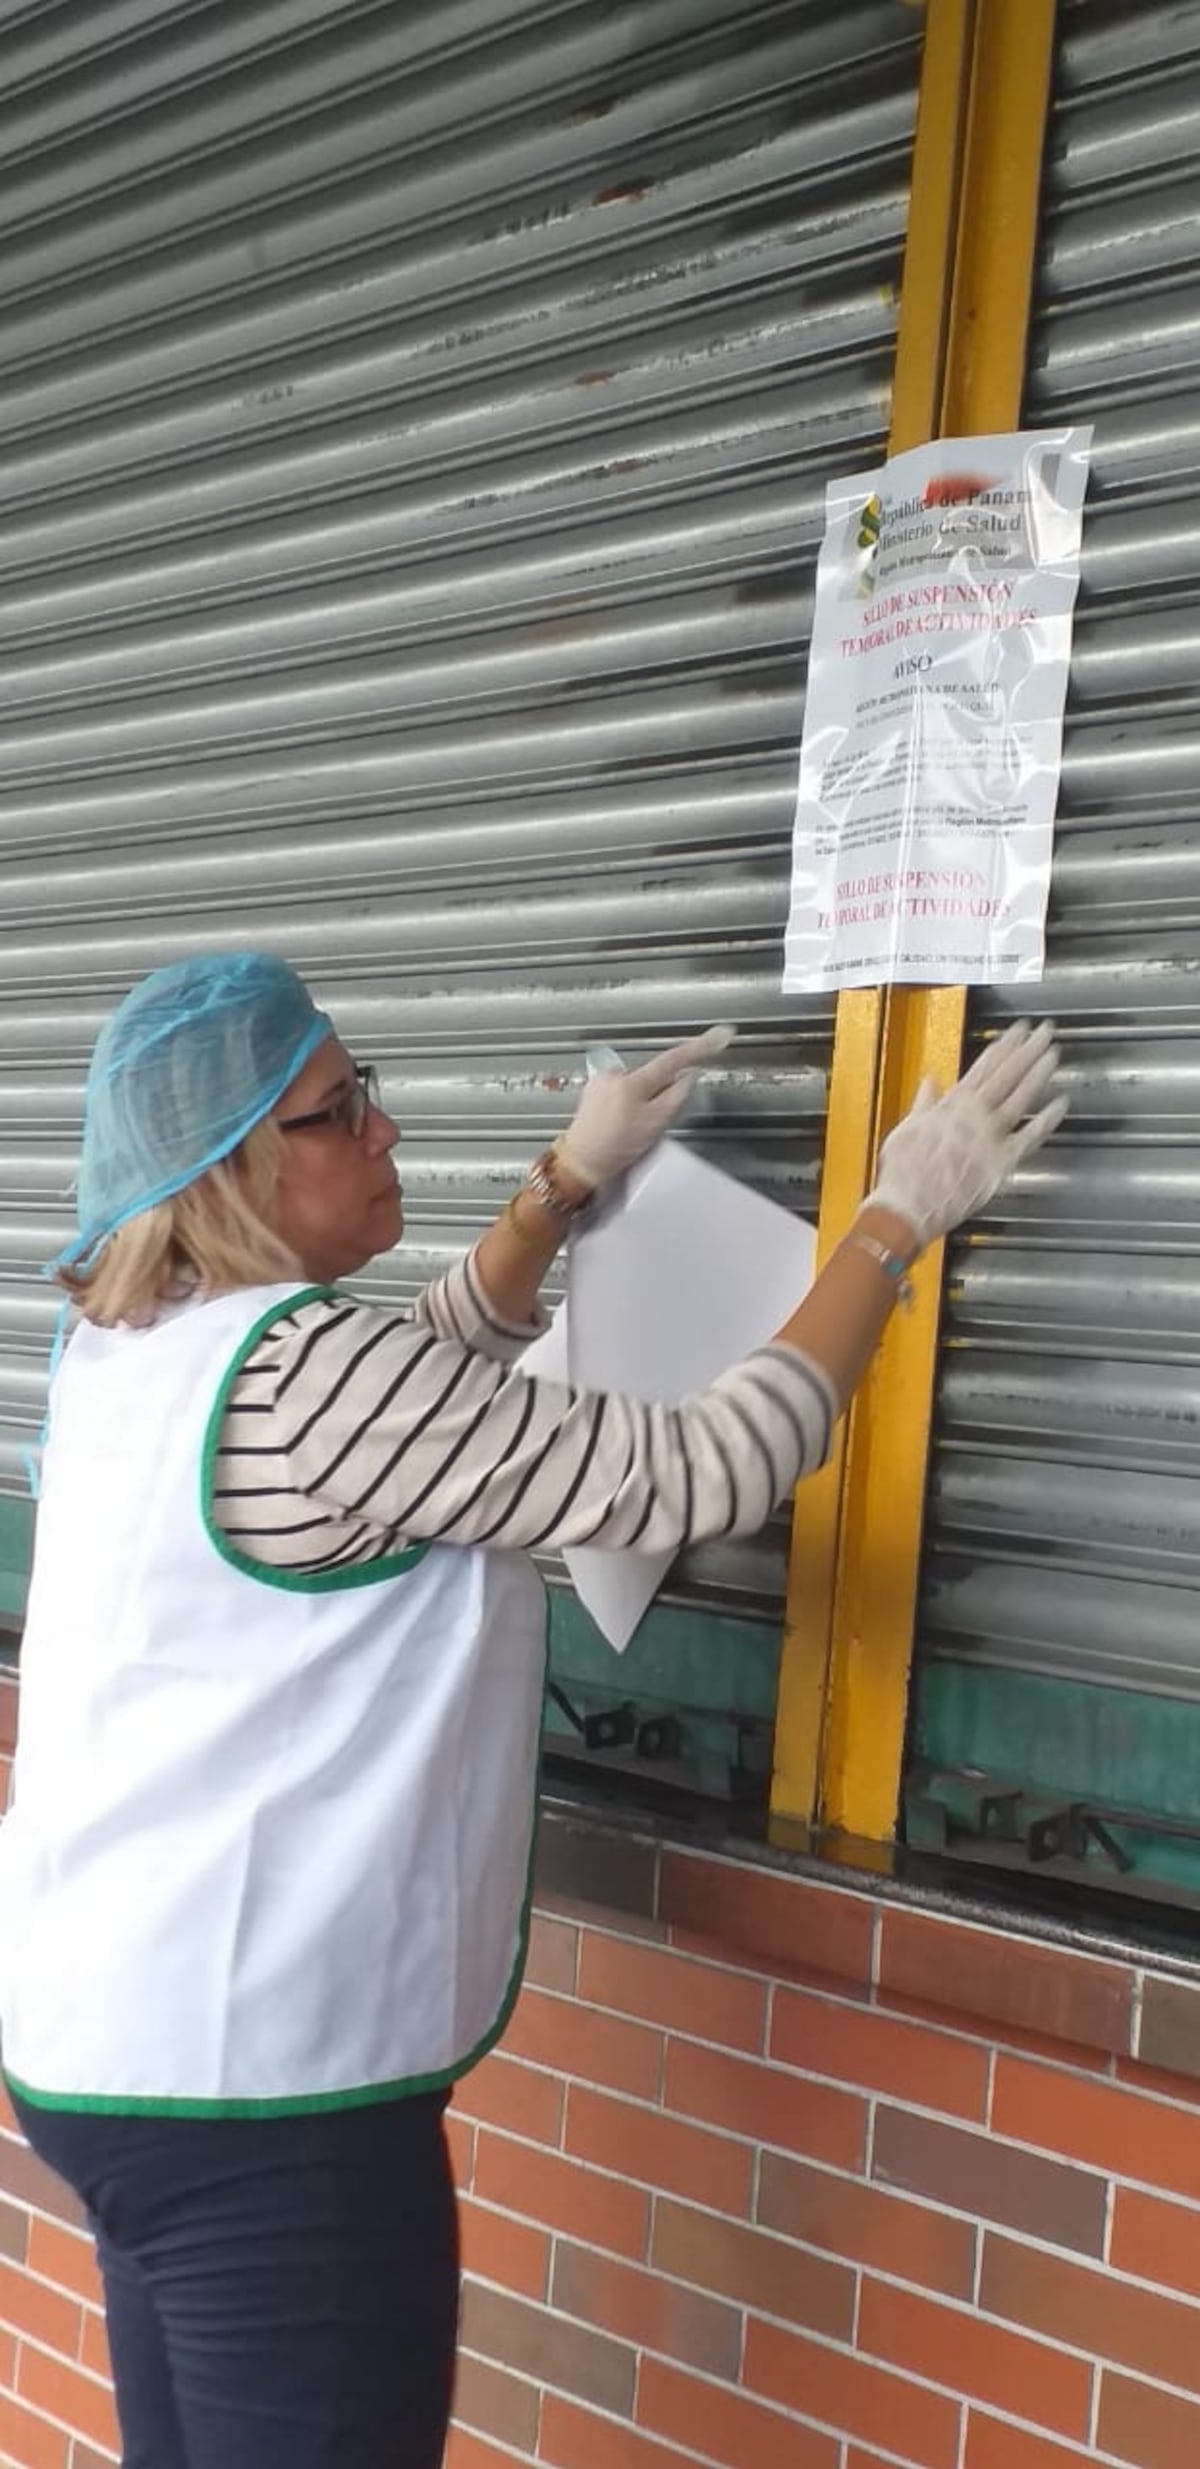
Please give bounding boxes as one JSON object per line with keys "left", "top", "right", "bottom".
{"left": 523, "top": 1142, "right": 816, "bottom": 1652}
{"left": 783, "top": 426, "right": 1092, "bottom": 992}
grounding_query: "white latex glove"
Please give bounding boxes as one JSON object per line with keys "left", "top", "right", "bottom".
{"left": 556, "top": 1026, "right": 737, "bottom": 1190}
{"left": 863, "top": 1018, "right": 1067, "bottom": 1249}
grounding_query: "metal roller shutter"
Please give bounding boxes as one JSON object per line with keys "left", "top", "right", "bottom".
{"left": 0, "top": 0, "right": 920, "bottom": 1798}
{"left": 910, "top": 0, "right": 1200, "bottom": 1894}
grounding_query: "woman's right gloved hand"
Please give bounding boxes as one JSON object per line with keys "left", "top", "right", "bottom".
{"left": 556, "top": 1025, "right": 737, "bottom": 1192}
{"left": 861, "top": 1018, "right": 1067, "bottom": 1251}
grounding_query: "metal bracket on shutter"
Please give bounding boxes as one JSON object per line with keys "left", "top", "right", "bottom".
{"left": 547, "top": 1680, "right": 681, "bottom": 1760}
{"left": 546, "top": 1679, "right": 637, "bottom": 1754}
{"left": 543, "top": 1676, "right": 766, "bottom": 1800}
{"left": 906, "top": 1767, "right": 1134, "bottom": 1876}
{"left": 1026, "top": 1805, "right": 1133, "bottom": 1875}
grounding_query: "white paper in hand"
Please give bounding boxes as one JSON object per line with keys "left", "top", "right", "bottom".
{"left": 523, "top": 1142, "right": 816, "bottom": 1651}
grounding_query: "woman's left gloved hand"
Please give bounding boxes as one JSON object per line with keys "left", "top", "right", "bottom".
{"left": 862, "top": 1017, "right": 1066, "bottom": 1249}
{"left": 555, "top": 1026, "right": 736, "bottom": 1192}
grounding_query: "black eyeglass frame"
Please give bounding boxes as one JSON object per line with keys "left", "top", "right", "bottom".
{"left": 277, "top": 1061, "right": 381, "bottom": 1139}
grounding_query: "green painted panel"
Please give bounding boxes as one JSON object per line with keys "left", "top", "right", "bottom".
{"left": 0, "top": 1496, "right": 32, "bottom": 1625}
{"left": 547, "top": 1588, "right": 780, "bottom": 1801}
{"left": 914, "top": 1661, "right": 1200, "bottom": 1822}
{"left": 548, "top": 1588, "right": 778, "bottom": 1722}
{"left": 911, "top": 1659, "right": 1200, "bottom": 1899}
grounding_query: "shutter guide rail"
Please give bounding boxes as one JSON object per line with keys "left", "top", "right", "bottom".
{"left": 770, "top": 0, "right": 1059, "bottom": 1839}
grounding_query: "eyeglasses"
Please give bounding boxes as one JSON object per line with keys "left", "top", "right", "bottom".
{"left": 277, "top": 1062, "right": 382, "bottom": 1140}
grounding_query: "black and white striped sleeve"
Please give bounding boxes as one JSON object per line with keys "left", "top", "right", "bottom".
{"left": 411, "top": 1245, "right": 550, "bottom": 1361}
{"left": 259, "top": 1299, "right": 837, "bottom": 1556}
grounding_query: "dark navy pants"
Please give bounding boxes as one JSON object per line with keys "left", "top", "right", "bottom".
{"left": 8, "top": 2086, "right": 459, "bottom": 2469}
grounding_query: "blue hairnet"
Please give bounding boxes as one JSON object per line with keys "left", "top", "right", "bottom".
{"left": 55, "top": 951, "right": 333, "bottom": 1268}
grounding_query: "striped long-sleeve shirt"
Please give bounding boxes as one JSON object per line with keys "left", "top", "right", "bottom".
{"left": 211, "top": 1246, "right": 837, "bottom": 1575}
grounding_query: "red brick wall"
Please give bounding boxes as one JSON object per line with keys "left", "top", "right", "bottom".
{"left": 3, "top": 1665, "right": 1200, "bottom": 2469}
{"left": 443, "top": 1852, "right": 1200, "bottom": 2469}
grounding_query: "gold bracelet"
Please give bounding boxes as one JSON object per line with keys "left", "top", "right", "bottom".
{"left": 528, "top": 1144, "right": 592, "bottom": 1221}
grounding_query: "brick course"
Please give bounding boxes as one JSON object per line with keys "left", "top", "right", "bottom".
{"left": 3, "top": 1690, "right": 1200, "bottom": 2469}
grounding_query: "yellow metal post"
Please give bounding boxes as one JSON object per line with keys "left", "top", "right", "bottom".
{"left": 771, "top": 0, "right": 1058, "bottom": 1833}
{"left": 771, "top": 0, "right": 976, "bottom": 1823}
{"left": 772, "top": 986, "right": 883, "bottom": 1820}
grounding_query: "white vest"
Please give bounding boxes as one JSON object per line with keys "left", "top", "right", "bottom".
{"left": 0, "top": 1287, "right": 547, "bottom": 2113}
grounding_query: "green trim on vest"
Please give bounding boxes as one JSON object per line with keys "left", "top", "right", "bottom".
{"left": 4, "top": 1599, "right": 550, "bottom": 2119}
{"left": 200, "top": 1285, "right": 430, "bottom": 1593}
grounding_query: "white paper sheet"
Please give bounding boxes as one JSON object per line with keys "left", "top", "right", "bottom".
{"left": 783, "top": 426, "right": 1092, "bottom": 991}
{"left": 523, "top": 1142, "right": 816, "bottom": 1652}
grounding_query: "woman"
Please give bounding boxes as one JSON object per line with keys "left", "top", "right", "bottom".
{"left": 0, "top": 950, "right": 1062, "bottom": 2469}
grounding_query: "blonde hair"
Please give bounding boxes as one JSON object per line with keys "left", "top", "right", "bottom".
{"left": 59, "top": 1117, "right": 302, "bottom": 1327}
